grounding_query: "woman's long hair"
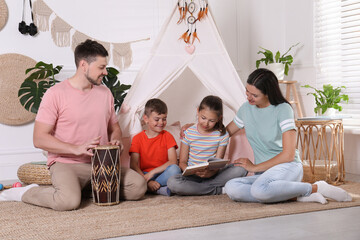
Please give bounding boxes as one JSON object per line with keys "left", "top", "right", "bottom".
{"left": 247, "top": 68, "right": 290, "bottom": 106}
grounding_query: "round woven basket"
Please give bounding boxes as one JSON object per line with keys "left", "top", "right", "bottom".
{"left": 0, "top": 0, "right": 8, "bottom": 31}
{"left": 0, "top": 54, "right": 37, "bottom": 125}
{"left": 17, "top": 163, "right": 52, "bottom": 185}
{"left": 302, "top": 160, "right": 338, "bottom": 183}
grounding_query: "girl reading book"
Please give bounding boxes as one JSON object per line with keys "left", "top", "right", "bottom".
{"left": 167, "top": 95, "right": 247, "bottom": 195}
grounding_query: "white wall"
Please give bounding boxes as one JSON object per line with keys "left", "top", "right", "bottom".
{"left": 0, "top": 0, "right": 176, "bottom": 180}
{"left": 0, "top": 0, "right": 358, "bottom": 180}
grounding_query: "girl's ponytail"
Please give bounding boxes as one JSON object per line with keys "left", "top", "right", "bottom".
{"left": 215, "top": 121, "right": 227, "bottom": 136}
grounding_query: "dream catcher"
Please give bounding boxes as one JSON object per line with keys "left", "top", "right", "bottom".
{"left": 177, "top": 0, "right": 208, "bottom": 51}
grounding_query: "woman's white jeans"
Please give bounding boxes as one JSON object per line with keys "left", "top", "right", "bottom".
{"left": 224, "top": 161, "right": 312, "bottom": 203}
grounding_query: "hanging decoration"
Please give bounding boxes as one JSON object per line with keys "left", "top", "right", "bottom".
{"left": 18, "top": 0, "right": 38, "bottom": 36}
{"left": 51, "top": 16, "right": 71, "bottom": 47}
{"left": 71, "top": 31, "right": 111, "bottom": 54}
{"left": 33, "top": 0, "right": 52, "bottom": 31}
{"left": 177, "top": 0, "right": 208, "bottom": 47}
{"left": 32, "top": 0, "right": 149, "bottom": 71}
{"left": 0, "top": 54, "right": 37, "bottom": 125}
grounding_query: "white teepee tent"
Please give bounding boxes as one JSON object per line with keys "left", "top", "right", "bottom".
{"left": 119, "top": 3, "right": 247, "bottom": 137}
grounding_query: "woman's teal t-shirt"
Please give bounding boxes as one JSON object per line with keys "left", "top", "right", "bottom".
{"left": 233, "top": 102, "right": 300, "bottom": 165}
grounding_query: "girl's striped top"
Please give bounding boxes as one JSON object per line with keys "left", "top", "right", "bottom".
{"left": 182, "top": 124, "right": 229, "bottom": 166}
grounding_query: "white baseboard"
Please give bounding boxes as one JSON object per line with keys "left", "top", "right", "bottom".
{"left": 345, "top": 159, "right": 360, "bottom": 176}
{"left": 0, "top": 149, "right": 45, "bottom": 181}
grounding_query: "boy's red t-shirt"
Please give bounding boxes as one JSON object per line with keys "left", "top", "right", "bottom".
{"left": 129, "top": 130, "right": 177, "bottom": 172}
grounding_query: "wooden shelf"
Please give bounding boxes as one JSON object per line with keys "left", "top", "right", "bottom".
{"left": 278, "top": 80, "right": 303, "bottom": 118}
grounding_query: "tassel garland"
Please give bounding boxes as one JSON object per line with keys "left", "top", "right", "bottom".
{"left": 33, "top": 0, "right": 52, "bottom": 31}
{"left": 51, "top": 17, "right": 71, "bottom": 47}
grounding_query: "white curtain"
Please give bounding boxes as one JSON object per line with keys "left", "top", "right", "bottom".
{"left": 315, "top": 0, "right": 360, "bottom": 126}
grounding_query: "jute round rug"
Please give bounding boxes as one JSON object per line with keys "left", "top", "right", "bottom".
{"left": 0, "top": 181, "right": 360, "bottom": 240}
{"left": 0, "top": 53, "right": 37, "bottom": 125}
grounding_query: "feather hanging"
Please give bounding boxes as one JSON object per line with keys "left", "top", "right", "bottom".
{"left": 185, "top": 33, "right": 191, "bottom": 44}
{"left": 179, "top": 30, "right": 189, "bottom": 42}
{"left": 192, "top": 29, "right": 200, "bottom": 44}
{"left": 182, "top": 6, "right": 187, "bottom": 21}
{"left": 177, "top": 2, "right": 184, "bottom": 24}
{"left": 197, "top": 8, "right": 203, "bottom": 21}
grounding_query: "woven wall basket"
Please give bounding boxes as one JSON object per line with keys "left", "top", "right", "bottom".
{"left": 0, "top": 54, "right": 37, "bottom": 125}
{"left": 0, "top": 0, "right": 8, "bottom": 31}
{"left": 17, "top": 163, "right": 52, "bottom": 185}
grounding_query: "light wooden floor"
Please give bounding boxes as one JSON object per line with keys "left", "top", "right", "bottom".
{"left": 110, "top": 173, "right": 360, "bottom": 240}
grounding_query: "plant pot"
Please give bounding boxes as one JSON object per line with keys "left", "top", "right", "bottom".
{"left": 266, "top": 63, "right": 285, "bottom": 80}
{"left": 318, "top": 107, "right": 336, "bottom": 116}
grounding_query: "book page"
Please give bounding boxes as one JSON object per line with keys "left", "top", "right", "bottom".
{"left": 207, "top": 158, "right": 229, "bottom": 170}
{"left": 182, "top": 158, "right": 229, "bottom": 176}
{"left": 182, "top": 163, "right": 208, "bottom": 176}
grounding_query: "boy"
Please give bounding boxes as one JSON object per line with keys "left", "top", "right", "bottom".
{"left": 130, "top": 99, "right": 181, "bottom": 196}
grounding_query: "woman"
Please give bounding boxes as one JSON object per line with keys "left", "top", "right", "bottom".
{"left": 224, "top": 68, "right": 351, "bottom": 204}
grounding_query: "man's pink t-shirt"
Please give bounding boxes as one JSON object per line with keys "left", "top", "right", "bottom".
{"left": 36, "top": 79, "right": 118, "bottom": 166}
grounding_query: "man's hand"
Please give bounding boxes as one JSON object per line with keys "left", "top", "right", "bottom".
{"left": 108, "top": 139, "right": 124, "bottom": 153}
{"left": 74, "top": 136, "right": 101, "bottom": 157}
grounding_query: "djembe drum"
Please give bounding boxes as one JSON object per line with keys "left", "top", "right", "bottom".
{"left": 91, "top": 145, "right": 121, "bottom": 206}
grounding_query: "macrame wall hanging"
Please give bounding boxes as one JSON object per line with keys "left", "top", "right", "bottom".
{"left": 177, "top": 0, "right": 208, "bottom": 54}
{"left": 32, "top": 0, "right": 148, "bottom": 71}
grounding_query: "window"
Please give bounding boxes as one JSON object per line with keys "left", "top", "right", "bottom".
{"left": 315, "top": 0, "right": 360, "bottom": 126}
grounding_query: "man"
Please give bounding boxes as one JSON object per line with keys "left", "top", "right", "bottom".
{"left": 0, "top": 40, "right": 147, "bottom": 210}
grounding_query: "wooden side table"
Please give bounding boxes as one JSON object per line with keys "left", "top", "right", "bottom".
{"left": 295, "top": 119, "right": 345, "bottom": 184}
{"left": 278, "top": 80, "right": 303, "bottom": 118}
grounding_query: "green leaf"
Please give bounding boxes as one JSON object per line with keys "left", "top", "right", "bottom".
{"left": 257, "top": 47, "right": 274, "bottom": 65}
{"left": 18, "top": 80, "right": 51, "bottom": 114}
{"left": 102, "top": 67, "right": 132, "bottom": 113}
{"left": 19, "top": 61, "right": 63, "bottom": 113}
{"left": 275, "top": 51, "right": 280, "bottom": 62}
{"left": 284, "top": 63, "right": 289, "bottom": 76}
{"left": 280, "top": 42, "right": 300, "bottom": 59}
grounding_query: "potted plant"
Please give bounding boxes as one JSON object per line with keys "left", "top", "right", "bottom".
{"left": 256, "top": 43, "right": 299, "bottom": 80}
{"left": 18, "top": 61, "right": 131, "bottom": 114}
{"left": 302, "top": 84, "right": 349, "bottom": 116}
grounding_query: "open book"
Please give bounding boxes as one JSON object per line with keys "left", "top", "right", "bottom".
{"left": 182, "top": 157, "right": 230, "bottom": 176}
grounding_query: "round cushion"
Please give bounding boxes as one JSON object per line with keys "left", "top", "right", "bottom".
{"left": 17, "top": 163, "right": 52, "bottom": 185}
